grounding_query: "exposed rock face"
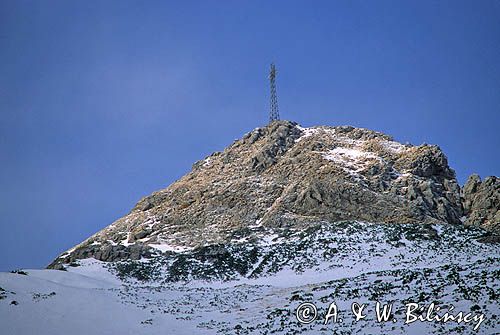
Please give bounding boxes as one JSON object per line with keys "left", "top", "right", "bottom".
{"left": 462, "top": 174, "right": 499, "bottom": 234}
{"left": 49, "top": 121, "right": 469, "bottom": 268}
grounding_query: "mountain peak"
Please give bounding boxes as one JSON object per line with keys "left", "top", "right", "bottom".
{"left": 49, "top": 122, "right": 492, "bottom": 269}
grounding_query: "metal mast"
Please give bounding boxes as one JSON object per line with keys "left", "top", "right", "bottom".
{"left": 269, "top": 63, "right": 280, "bottom": 123}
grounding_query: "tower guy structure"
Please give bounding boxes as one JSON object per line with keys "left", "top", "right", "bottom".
{"left": 269, "top": 63, "right": 280, "bottom": 123}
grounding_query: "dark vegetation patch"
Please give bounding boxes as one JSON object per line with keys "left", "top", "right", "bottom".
{"left": 10, "top": 270, "right": 28, "bottom": 275}
{"left": 112, "top": 261, "right": 161, "bottom": 282}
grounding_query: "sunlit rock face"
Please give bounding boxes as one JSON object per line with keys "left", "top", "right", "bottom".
{"left": 462, "top": 174, "right": 499, "bottom": 235}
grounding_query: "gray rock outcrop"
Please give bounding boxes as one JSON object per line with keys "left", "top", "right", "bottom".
{"left": 462, "top": 174, "right": 499, "bottom": 233}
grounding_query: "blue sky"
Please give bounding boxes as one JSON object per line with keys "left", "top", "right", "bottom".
{"left": 0, "top": 1, "right": 499, "bottom": 271}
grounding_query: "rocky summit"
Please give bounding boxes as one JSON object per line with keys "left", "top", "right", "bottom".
{"left": 4, "top": 121, "right": 499, "bottom": 335}
{"left": 48, "top": 120, "right": 497, "bottom": 268}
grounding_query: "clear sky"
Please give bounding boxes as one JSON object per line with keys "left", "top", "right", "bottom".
{"left": 0, "top": 1, "right": 499, "bottom": 271}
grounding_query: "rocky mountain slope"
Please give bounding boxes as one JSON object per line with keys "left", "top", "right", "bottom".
{"left": 2, "top": 121, "right": 499, "bottom": 334}
{"left": 48, "top": 120, "right": 498, "bottom": 269}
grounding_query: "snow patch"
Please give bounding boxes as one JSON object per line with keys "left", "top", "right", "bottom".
{"left": 295, "top": 126, "right": 328, "bottom": 142}
{"left": 321, "top": 147, "right": 381, "bottom": 179}
{"left": 202, "top": 157, "right": 212, "bottom": 167}
{"left": 149, "top": 243, "right": 192, "bottom": 253}
{"left": 381, "top": 140, "right": 405, "bottom": 153}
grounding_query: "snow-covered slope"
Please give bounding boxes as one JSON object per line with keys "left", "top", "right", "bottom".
{"left": 2, "top": 222, "right": 499, "bottom": 334}
{"left": 0, "top": 261, "right": 211, "bottom": 335}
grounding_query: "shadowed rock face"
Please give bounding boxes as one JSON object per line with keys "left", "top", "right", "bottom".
{"left": 462, "top": 174, "right": 499, "bottom": 234}
{"left": 49, "top": 120, "right": 486, "bottom": 269}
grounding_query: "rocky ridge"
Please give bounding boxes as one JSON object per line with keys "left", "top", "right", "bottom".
{"left": 48, "top": 120, "right": 498, "bottom": 268}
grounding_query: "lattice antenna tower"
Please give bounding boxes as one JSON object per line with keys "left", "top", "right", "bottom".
{"left": 269, "top": 63, "right": 280, "bottom": 123}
